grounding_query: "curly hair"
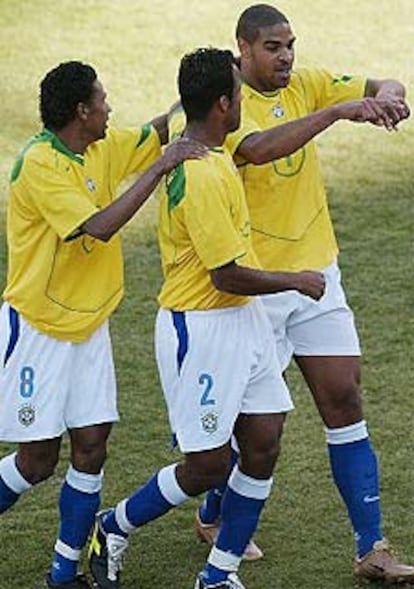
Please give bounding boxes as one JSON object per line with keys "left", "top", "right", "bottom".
{"left": 236, "top": 4, "right": 289, "bottom": 43}
{"left": 40, "top": 61, "right": 97, "bottom": 131}
{"left": 178, "top": 48, "right": 235, "bottom": 121}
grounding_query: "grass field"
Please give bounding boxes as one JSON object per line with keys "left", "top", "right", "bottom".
{"left": 0, "top": 1, "right": 413, "bottom": 588}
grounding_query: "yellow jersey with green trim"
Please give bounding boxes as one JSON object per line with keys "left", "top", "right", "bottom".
{"left": 158, "top": 147, "right": 260, "bottom": 310}
{"left": 3, "top": 125, "right": 161, "bottom": 341}
{"left": 226, "top": 68, "right": 366, "bottom": 271}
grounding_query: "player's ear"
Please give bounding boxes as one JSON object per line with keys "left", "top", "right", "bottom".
{"left": 218, "top": 94, "right": 231, "bottom": 113}
{"left": 238, "top": 37, "right": 251, "bottom": 60}
{"left": 77, "top": 102, "right": 90, "bottom": 120}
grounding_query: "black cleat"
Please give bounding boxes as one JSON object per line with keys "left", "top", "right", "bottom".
{"left": 45, "top": 572, "right": 91, "bottom": 588}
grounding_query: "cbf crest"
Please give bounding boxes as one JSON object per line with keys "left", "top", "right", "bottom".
{"left": 18, "top": 404, "right": 36, "bottom": 427}
{"left": 272, "top": 104, "right": 285, "bottom": 118}
{"left": 86, "top": 178, "right": 96, "bottom": 192}
{"left": 201, "top": 411, "right": 218, "bottom": 434}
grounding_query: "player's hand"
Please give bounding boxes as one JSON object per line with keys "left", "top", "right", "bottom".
{"left": 337, "top": 97, "right": 409, "bottom": 131}
{"left": 337, "top": 97, "right": 391, "bottom": 127}
{"left": 161, "top": 137, "right": 208, "bottom": 173}
{"left": 374, "top": 95, "right": 411, "bottom": 130}
{"left": 294, "top": 270, "right": 326, "bottom": 301}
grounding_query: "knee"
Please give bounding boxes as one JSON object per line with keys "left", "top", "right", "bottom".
{"left": 319, "top": 374, "right": 363, "bottom": 427}
{"left": 16, "top": 449, "right": 59, "bottom": 484}
{"left": 240, "top": 435, "right": 282, "bottom": 479}
{"left": 71, "top": 439, "right": 107, "bottom": 473}
{"left": 179, "top": 450, "right": 232, "bottom": 496}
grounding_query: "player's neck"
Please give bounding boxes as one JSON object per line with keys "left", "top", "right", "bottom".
{"left": 184, "top": 122, "right": 226, "bottom": 148}
{"left": 54, "top": 124, "right": 93, "bottom": 155}
{"left": 240, "top": 64, "right": 280, "bottom": 95}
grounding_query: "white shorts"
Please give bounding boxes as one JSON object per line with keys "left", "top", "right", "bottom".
{"left": 155, "top": 299, "right": 293, "bottom": 454}
{"left": 261, "top": 260, "right": 361, "bottom": 371}
{"left": 0, "top": 303, "right": 119, "bottom": 442}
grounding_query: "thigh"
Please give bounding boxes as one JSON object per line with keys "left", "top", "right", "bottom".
{"left": 0, "top": 304, "right": 70, "bottom": 442}
{"left": 288, "top": 261, "right": 361, "bottom": 357}
{"left": 295, "top": 355, "right": 363, "bottom": 426}
{"left": 260, "top": 291, "right": 299, "bottom": 371}
{"left": 68, "top": 321, "right": 119, "bottom": 429}
{"left": 241, "top": 303, "right": 293, "bottom": 416}
{"left": 156, "top": 306, "right": 253, "bottom": 454}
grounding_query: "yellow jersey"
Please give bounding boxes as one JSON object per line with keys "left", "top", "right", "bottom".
{"left": 4, "top": 125, "right": 161, "bottom": 341}
{"left": 158, "top": 147, "right": 260, "bottom": 310}
{"left": 227, "top": 68, "right": 366, "bottom": 271}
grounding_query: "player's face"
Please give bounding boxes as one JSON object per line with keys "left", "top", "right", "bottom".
{"left": 83, "top": 79, "right": 112, "bottom": 141}
{"left": 241, "top": 22, "right": 296, "bottom": 92}
{"left": 227, "top": 67, "right": 242, "bottom": 133}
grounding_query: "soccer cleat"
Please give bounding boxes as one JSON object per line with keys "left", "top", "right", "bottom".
{"left": 353, "top": 539, "right": 414, "bottom": 584}
{"left": 88, "top": 511, "right": 129, "bottom": 589}
{"left": 194, "top": 572, "right": 246, "bottom": 588}
{"left": 195, "top": 509, "right": 264, "bottom": 562}
{"left": 45, "top": 573, "right": 92, "bottom": 588}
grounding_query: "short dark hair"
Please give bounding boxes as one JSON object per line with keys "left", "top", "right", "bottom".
{"left": 236, "top": 4, "right": 289, "bottom": 43}
{"left": 40, "top": 61, "right": 97, "bottom": 131}
{"left": 178, "top": 48, "right": 235, "bottom": 121}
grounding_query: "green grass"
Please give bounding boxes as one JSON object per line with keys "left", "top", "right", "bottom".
{"left": 0, "top": 1, "right": 414, "bottom": 588}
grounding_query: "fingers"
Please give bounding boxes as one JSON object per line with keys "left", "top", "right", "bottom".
{"left": 164, "top": 138, "right": 208, "bottom": 170}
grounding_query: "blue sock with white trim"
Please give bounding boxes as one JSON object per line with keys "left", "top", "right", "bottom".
{"left": 102, "top": 463, "right": 189, "bottom": 536}
{"left": 202, "top": 465, "right": 272, "bottom": 585}
{"left": 327, "top": 420, "right": 382, "bottom": 558}
{"left": 199, "top": 448, "right": 239, "bottom": 525}
{"left": 0, "top": 453, "right": 32, "bottom": 513}
{"left": 51, "top": 466, "right": 102, "bottom": 583}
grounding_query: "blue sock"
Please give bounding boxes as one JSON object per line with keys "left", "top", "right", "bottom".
{"left": 202, "top": 466, "right": 272, "bottom": 585}
{"left": 0, "top": 476, "right": 19, "bottom": 512}
{"left": 199, "top": 448, "right": 239, "bottom": 525}
{"left": 102, "top": 464, "right": 189, "bottom": 536}
{"left": 327, "top": 421, "right": 382, "bottom": 558}
{"left": 0, "top": 453, "right": 31, "bottom": 513}
{"left": 51, "top": 466, "right": 102, "bottom": 584}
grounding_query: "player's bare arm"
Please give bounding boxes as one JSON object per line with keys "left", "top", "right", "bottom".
{"left": 210, "top": 262, "right": 325, "bottom": 301}
{"left": 234, "top": 95, "right": 402, "bottom": 165}
{"left": 81, "top": 137, "right": 206, "bottom": 241}
{"left": 149, "top": 112, "right": 169, "bottom": 144}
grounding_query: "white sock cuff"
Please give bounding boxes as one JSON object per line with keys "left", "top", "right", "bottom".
{"left": 115, "top": 499, "right": 136, "bottom": 534}
{"left": 208, "top": 546, "right": 241, "bottom": 572}
{"left": 325, "top": 420, "right": 368, "bottom": 445}
{"left": 157, "top": 463, "right": 189, "bottom": 506}
{"left": 0, "top": 453, "right": 32, "bottom": 494}
{"left": 66, "top": 465, "right": 103, "bottom": 494}
{"left": 54, "top": 539, "right": 81, "bottom": 561}
{"left": 228, "top": 465, "right": 273, "bottom": 500}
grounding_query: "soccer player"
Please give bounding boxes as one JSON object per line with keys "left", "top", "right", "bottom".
{"left": 0, "top": 60, "right": 206, "bottom": 589}
{"left": 87, "top": 47, "right": 326, "bottom": 589}
{"left": 193, "top": 4, "right": 414, "bottom": 583}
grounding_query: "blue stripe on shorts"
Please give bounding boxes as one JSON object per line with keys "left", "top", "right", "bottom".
{"left": 171, "top": 310, "right": 188, "bottom": 374}
{"left": 4, "top": 306, "right": 20, "bottom": 367}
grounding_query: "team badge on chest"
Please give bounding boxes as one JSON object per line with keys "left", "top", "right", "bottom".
{"left": 86, "top": 178, "right": 96, "bottom": 192}
{"left": 272, "top": 105, "right": 285, "bottom": 118}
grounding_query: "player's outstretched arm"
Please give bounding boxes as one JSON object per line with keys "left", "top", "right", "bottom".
{"left": 210, "top": 262, "right": 325, "bottom": 301}
{"left": 81, "top": 138, "right": 207, "bottom": 242}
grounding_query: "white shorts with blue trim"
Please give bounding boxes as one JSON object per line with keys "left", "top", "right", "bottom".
{"left": 261, "top": 259, "right": 361, "bottom": 371}
{"left": 0, "top": 303, "right": 119, "bottom": 442}
{"left": 155, "top": 299, "right": 293, "bottom": 454}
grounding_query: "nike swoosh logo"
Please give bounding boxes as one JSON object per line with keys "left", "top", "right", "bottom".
{"left": 363, "top": 495, "right": 380, "bottom": 504}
